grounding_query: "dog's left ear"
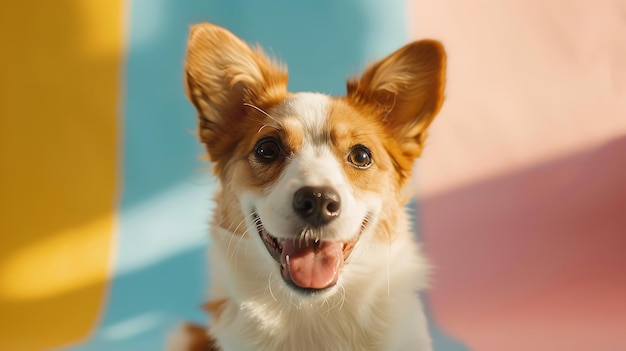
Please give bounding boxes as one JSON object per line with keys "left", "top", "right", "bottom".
{"left": 184, "top": 23, "right": 288, "bottom": 162}
{"left": 347, "top": 40, "right": 446, "bottom": 158}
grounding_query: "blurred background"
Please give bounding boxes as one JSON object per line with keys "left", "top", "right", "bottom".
{"left": 1, "top": 1, "right": 624, "bottom": 350}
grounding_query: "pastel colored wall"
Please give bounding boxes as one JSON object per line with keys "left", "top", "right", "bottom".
{"left": 1, "top": 1, "right": 624, "bottom": 350}
{"left": 411, "top": 1, "right": 626, "bottom": 350}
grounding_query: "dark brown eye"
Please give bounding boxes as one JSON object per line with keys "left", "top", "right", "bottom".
{"left": 347, "top": 145, "right": 372, "bottom": 169}
{"left": 254, "top": 137, "right": 282, "bottom": 163}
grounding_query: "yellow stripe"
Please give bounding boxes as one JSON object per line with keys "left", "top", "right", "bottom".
{"left": 0, "top": 1, "right": 122, "bottom": 349}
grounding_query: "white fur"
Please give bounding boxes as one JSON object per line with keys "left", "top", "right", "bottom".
{"left": 203, "top": 93, "right": 433, "bottom": 351}
{"left": 251, "top": 94, "right": 367, "bottom": 245}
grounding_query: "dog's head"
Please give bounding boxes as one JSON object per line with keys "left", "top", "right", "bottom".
{"left": 185, "top": 24, "right": 445, "bottom": 297}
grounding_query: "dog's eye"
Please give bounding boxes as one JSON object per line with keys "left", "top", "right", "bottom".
{"left": 254, "top": 137, "right": 282, "bottom": 163}
{"left": 347, "top": 145, "right": 372, "bottom": 169}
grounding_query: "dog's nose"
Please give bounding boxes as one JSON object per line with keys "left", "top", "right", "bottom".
{"left": 293, "top": 186, "right": 341, "bottom": 226}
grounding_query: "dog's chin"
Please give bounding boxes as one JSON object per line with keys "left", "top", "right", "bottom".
{"left": 253, "top": 212, "right": 366, "bottom": 296}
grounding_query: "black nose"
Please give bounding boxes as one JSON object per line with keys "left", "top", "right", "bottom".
{"left": 292, "top": 186, "right": 341, "bottom": 226}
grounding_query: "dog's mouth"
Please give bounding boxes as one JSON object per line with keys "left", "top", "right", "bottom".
{"left": 253, "top": 213, "right": 365, "bottom": 293}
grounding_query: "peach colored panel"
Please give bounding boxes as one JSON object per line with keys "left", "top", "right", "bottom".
{"left": 410, "top": 0, "right": 626, "bottom": 196}
{"left": 408, "top": 1, "right": 626, "bottom": 350}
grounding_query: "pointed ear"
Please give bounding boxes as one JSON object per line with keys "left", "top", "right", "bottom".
{"left": 184, "top": 23, "right": 288, "bottom": 161}
{"left": 347, "top": 40, "right": 446, "bottom": 158}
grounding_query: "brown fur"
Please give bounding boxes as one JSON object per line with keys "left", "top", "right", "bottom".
{"left": 185, "top": 24, "right": 289, "bottom": 167}
{"left": 175, "top": 323, "right": 221, "bottom": 351}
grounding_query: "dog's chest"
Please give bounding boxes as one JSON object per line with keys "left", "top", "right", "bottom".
{"left": 218, "top": 298, "right": 389, "bottom": 351}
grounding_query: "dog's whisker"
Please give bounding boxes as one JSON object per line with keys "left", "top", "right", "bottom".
{"left": 243, "top": 102, "right": 281, "bottom": 127}
{"left": 257, "top": 124, "right": 279, "bottom": 134}
{"left": 268, "top": 271, "right": 278, "bottom": 302}
{"left": 233, "top": 212, "right": 256, "bottom": 234}
{"left": 339, "top": 285, "right": 346, "bottom": 310}
{"left": 224, "top": 214, "right": 251, "bottom": 254}
{"left": 225, "top": 227, "right": 238, "bottom": 264}
{"left": 248, "top": 116, "right": 281, "bottom": 132}
{"left": 313, "top": 297, "right": 326, "bottom": 314}
{"left": 325, "top": 298, "right": 336, "bottom": 316}
{"left": 230, "top": 228, "right": 250, "bottom": 268}
{"left": 322, "top": 297, "right": 332, "bottom": 317}
{"left": 328, "top": 285, "right": 346, "bottom": 313}
{"left": 227, "top": 232, "right": 239, "bottom": 267}
{"left": 225, "top": 213, "right": 255, "bottom": 266}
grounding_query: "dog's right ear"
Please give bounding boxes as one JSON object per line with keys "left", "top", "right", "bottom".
{"left": 185, "top": 23, "right": 288, "bottom": 161}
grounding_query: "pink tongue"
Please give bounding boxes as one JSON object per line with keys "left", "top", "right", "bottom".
{"left": 281, "top": 239, "right": 344, "bottom": 289}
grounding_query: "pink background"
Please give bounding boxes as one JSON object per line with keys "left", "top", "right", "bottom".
{"left": 410, "top": 1, "right": 626, "bottom": 350}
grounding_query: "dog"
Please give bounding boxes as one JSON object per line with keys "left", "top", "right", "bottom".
{"left": 174, "top": 23, "right": 446, "bottom": 351}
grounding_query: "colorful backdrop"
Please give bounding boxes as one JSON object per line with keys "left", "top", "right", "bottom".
{"left": 1, "top": 1, "right": 624, "bottom": 350}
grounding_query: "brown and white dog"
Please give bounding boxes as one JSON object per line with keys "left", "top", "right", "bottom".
{"left": 173, "top": 23, "right": 446, "bottom": 351}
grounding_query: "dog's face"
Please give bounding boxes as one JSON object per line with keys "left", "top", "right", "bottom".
{"left": 238, "top": 92, "right": 398, "bottom": 293}
{"left": 185, "top": 24, "right": 445, "bottom": 297}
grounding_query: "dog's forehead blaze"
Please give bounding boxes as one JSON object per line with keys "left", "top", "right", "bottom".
{"left": 279, "top": 117, "right": 304, "bottom": 154}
